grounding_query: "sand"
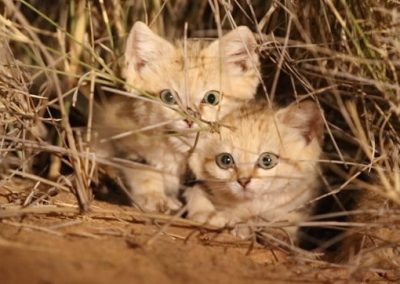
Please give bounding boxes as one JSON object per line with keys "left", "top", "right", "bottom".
{"left": 0, "top": 189, "right": 384, "bottom": 284}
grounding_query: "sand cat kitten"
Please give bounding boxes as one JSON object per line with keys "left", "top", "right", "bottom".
{"left": 185, "top": 100, "right": 324, "bottom": 240}
{"left": 95, "top": 22, "right": 260, "bottom": 212}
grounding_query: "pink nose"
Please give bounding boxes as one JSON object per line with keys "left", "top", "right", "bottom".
{"left": 184, "top": 119, "right": 193, "bottom": 128}
{"left": 237, "top": 177, "right": 251, "bottom": 188}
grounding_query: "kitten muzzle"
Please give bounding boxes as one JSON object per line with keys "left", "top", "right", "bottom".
{"left": 237, "top": 177, "right": 251, "bottom": 188}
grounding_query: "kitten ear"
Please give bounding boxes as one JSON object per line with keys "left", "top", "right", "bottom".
{"left": 278, "top": 100, "right": 324, "bottom": 144}
{"left": 125, "top": 21, "right": 174, "bottom": 72}
{"left": 206, "top": 26, "right": 259, "bottom": 74}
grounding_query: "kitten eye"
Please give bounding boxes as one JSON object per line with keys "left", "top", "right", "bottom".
{"left": 215, "top": 153, "right": 235, "bottom": 169}
{"left": 258, "top": 152, "right": 279, "bottom": 169}
{"left": 202, "top": 90, "right": 220, "bottom": 106}
{"left": 160, "top": 89, "right": 177, "bottom": 105}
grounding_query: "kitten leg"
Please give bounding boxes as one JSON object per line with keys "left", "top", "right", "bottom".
{"left": 230, "top": 217, "right": 259, "bottom": 240}
{"left": 184, "top": 185, "right": 233, "bottom": 228}
{"left": 271, "top": 210, "right": 306, "bottom": 244}
{"left": 184, "top": 185, "right": 216, "bottom": 221}
{"left": 122, "top": 167, "right": 181, "bottom": 213}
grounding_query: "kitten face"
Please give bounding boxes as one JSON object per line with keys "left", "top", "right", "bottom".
{"left": 190, "top": 101, "right": 324, "bottom": 204}
{"left": 124, "top": 22, "right": 260, "bottom": 134}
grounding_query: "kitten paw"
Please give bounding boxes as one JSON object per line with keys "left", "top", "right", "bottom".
{"left": 133, "top": 192, "right": 181, "bottom": 213}
{"left": 208, "top": 212, "right": 230, "bottom": 228}
{"left": 231, "top": 225, "right": 253, "bottom": 239}
{"left": 191, "top": 211, "right": 232, "bottom": 228}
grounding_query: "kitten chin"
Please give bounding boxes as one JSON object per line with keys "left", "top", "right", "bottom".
{"left": 185, "top": 99, "right": 325, "bottom": 243}
{"left": 94, "top": 22, "right": 260, "bottom": 213}
{"left": 167, "top": 133, "right": 197, "bottom": 153}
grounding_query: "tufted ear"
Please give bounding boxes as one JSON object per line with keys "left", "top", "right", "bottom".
{"left": 125, "top": 21, "right": 175, "bottom": 73}
{"left": 206, "top": 26, "right": 259, "bottom": 74}
{"left": 277, "top": 100, "right": 324, "bottom": 144}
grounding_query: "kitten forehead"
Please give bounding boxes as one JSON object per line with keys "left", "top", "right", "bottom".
{"left": 218, "top": 106, "right": 279, "bottom": 154}
{"left": 199, "top": 100, "right": 322, "bottom": 161}
{"left": 168, "top": 40, "right": 249, "bottom": 97}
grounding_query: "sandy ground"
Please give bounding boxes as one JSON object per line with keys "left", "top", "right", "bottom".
{"left": 0, "top": 189, "right": 386, "bottom": 284}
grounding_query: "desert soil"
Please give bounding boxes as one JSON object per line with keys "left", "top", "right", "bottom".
{"left": 0, "top": 189, "right": 383, "bottom": 284}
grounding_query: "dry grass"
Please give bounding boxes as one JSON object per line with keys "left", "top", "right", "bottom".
{"left": 0, "top": 0, "right": 399, "bottom": 281}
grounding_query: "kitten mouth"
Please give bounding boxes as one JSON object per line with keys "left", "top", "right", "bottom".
{"left": 238, "top": 189, "right": 255, "bottom": 200}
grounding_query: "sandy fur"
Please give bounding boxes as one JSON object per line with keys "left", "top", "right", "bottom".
{"left": 185, "top": 100, "right": 324, "bottom": 240}
{"left": 94, "top": 22, "right": 260, "bottom": 212}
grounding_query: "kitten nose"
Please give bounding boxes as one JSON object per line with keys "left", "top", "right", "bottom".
{"left": 184, "top": 119, "right": 193, "bottom": 128}
{"left": 184, "top": 108, "right": 199, "bottom": 128}
{"left": 237, "top": 177, "right": 251, "bottom": 188}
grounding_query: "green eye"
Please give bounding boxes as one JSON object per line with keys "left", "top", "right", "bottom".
{"left": 215, "top": 153, "right": 235, "bottom": 169}
{"left": 160, "top": 89, "right": 177, "bottom": 105}
{"left": 202, "top": 90, "right": 220, "bottom": 106}
{"left": 258, "top": 152, "right": 279, "bottom": 169}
